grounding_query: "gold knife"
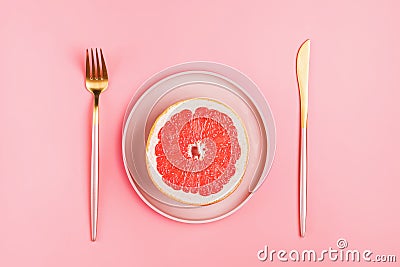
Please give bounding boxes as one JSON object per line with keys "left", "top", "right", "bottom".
{"left": 296, "top": 39, "right": 310, "bottom": 237}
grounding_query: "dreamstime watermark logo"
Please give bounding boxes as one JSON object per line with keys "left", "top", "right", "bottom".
{"left": 336, "top": 238, "right": 348, "bottom": 249}
{"left": 257, "top": 238, "right": 396, "bottom": 263}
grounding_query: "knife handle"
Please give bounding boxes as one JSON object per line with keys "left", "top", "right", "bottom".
{"left": 300, "top": 126, "right": 307, "bottom": 237}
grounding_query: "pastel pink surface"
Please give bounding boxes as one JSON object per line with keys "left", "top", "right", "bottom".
{"left": 0, "top": 0, "right": 399, "bottom": 266}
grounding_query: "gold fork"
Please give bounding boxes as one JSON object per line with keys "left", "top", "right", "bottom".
{"left": 85, "top": 48, "right": 108, "bottom": 241}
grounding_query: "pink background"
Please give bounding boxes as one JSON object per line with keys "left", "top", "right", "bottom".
{"left": 1, "top": 0, "right": 399, "bottom": 266}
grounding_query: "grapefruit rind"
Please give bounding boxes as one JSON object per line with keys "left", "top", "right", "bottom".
{"left": 146, "top": 98, "right": 249, "bottom": 206}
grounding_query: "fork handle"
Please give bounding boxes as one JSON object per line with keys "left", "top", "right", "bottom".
{"left": 91, "top": 93, "right": 100, "bottom": 241}
{"left": 299, "top": 127, "right": 307, "bottom": 237}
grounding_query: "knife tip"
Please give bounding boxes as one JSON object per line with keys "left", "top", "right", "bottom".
{"left": 301, "top": 39, "right": 311, "bottom": 47}
{"left": 297, "top": 39, "right": 311, "bottom": 61}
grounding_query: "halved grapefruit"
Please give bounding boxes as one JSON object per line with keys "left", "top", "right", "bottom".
{"left": 146, "top": 98, "right": 248, "bottom": 205}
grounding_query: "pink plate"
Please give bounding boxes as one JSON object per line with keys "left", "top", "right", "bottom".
{"left": 122, "top": 61, "right": 276, "bottom": 223}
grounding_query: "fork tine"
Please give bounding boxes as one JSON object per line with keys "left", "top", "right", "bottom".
{"left": 95, "top": 48, "right": 100, "bottom": 80}
{"left": 90, "top": 48, "right": 95, "bottom": 79}
{"left": 100, "top": 49, "right": 108, "bottom": 79}
{"left": 86, "top": 49, "right": 90, "bottom": 79}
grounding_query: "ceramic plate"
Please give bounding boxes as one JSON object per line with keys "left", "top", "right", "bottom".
{"left": 122, "top": 61, "right": 276, "bottom": 223}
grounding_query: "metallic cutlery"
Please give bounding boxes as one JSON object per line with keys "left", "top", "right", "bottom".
{"left": 85, "top": 48, "right": 109, "bottom": 241}
{"left": 296, "top": 40, "right": 310, "bottom": 237}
